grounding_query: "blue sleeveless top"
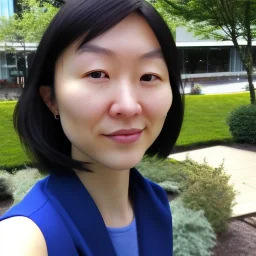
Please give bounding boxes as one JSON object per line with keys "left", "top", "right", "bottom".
{"left": 107, "top": 217, "right": 139, "bottom": 256}
{"left": 0, "top": 168, "right": 173, "bottom": 255}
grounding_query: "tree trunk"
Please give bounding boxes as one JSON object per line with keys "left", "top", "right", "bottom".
{"left": 246, "top": 68, "right": 256, "bottom": 104}
{"left": 231, "top": 40, "right": 255, "bottom": 105}
{"left": 23, "top": 44, "right": 27, "bottom": 87}
{"left": 244, "top": 0, "right": 255, "bottom": 105}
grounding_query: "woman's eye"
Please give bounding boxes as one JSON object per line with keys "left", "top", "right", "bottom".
{"left": 89, "top": 71, "right": 108, "bottom": 79}
{"left": 141, "top": 74, "right": 158, "bottom": 82}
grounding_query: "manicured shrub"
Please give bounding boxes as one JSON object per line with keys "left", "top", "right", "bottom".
{"left": 171, "top": 199, "right": 216, "bottom": 256}
{"left": 227, "top": 104, "right": 256, "bottom": 144}
{"left": 181, "top": 158, "right": 236, "bottom": 233}
{"left": 190, "top": 84, "right": 202, "bottom": 95}
{"left": 11, "top": 168, "right": 44, "bottom": 204}
{"left": 158, "top": 181, "right": 180, "bottom": 194}
{"left": 244, "top": 84, "right": 256, "bottom": 91}
{"left": 137, "top": 155, "right": 187, "bottom": 185}
{"left": 139, "top": 155, "right": 236, "bottom": 233}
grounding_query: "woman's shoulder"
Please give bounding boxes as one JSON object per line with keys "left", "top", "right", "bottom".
{"left": 0, "top": 174, "right": 81, "bottom": 255}
{"left": 0, "top": 216, "right": 48, "bottom": 256}
{"left": 0, "top": 177, "right": 50, "bottom": 255}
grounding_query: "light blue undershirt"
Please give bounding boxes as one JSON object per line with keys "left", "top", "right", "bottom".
{"left": 107, "top": 217, "right": 139, "bottom": 256}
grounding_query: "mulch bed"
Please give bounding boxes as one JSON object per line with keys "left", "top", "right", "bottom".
{"left": 166, "top": 193, "right": 256, "bottom": 256}
{"left": 213, "top": 219, "right": 256, "bottom": 256}
{"left": 228, "top": 143, "right": 256, "bottom": 152}
{"left": 0, "top": 197, "right": 14, "bottom": 216}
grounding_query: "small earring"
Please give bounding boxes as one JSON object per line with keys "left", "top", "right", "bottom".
{"left": 54, "top": 114, "right": 60, "bottom": 120}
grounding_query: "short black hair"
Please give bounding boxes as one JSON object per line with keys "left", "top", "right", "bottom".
{"left": 14, "top": 0, "right": 184, "bottom": 173}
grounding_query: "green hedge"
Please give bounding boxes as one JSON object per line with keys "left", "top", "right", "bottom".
{"left": 227, "top": 104, "right": 256, "bottom": 144}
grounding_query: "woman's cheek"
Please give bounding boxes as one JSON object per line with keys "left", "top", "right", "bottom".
{"left": 148, "top": 86, "right": 172, "bottom": 116}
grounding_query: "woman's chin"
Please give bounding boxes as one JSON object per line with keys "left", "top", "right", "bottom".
{"left": 102, "top": 155, "right": 144, "bottom": 172}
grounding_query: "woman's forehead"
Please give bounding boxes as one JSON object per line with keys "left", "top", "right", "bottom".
{"left": 62, "top": 13, "right": 161, "bottom": 60}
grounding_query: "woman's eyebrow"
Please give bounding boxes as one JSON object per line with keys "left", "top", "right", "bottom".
{"left": 77, "top": 44, "right": 113, "bottom": 56}
{"left": 141, "top": 48, "right": 163, "bottom": 60}
{"left": 76, "top": 43, "right": 163, "bottom": 59}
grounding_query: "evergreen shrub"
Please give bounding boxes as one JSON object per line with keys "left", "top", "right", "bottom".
{"left": 139, "top": 156, "right": 236, "bottom": 233}
{"left": 11, "top": 168, "right": 44, "bottom": 204}
{"left": 137, "top": 155, "right": 186, "bottom": 185}
{"left": 190, "top": 84, "right": 202, "bottom": 95}
{"left": 158, "top": 181, "right": 180, "bottom": 194}
{"left": 227, "top": 104, "right": 256, "bottom": 143}
{"left": 181, "top": 158, "right": 236, "bottom": 233}
{"left": 171, "top": 199, "right": 216, "bottom": 256}
{"left": 0, "top": 174, "right": 13, "bottom": 200}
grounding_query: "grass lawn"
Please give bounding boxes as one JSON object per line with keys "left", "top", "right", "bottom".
{"left": 176, "top": 92, "right": 249, "bottom": 147}
{"left": 0, "top": 92, "right": 250, "bottom": 170}
{"left": 0, "top": 101, "right": 30, "bottom": 170}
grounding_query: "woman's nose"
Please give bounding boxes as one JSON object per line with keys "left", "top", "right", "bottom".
{"left": 109, "top": 82, "right": 142, "bottom": 118}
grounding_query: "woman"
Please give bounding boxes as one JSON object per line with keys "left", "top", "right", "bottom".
{"left": 0, "top": 0, "right": 184, "bottom": 255}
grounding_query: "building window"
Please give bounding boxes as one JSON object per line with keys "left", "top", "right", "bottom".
{"left": 6, "top": 53, "right": 16, "bottom": 66}
{"left": 183, "top": 48, "right": 208, "bottom": 74}
{"left": 208, "top": 48, "right": 229, "bottom": 72}
{"left": 180, "top": 47, "right": 230, "bottom": 74}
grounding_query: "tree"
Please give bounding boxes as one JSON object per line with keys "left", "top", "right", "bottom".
{"left": 0, "top": 0, "right": 58, "bottom": 85}
{"left": 147, "top": 0, "right": 183, "bottom": 36}
{"left": 40, "top": 0, "right": 64, "bottom": 8}
{"left": 157, "top": 0, "right": 256, "bottom": 104}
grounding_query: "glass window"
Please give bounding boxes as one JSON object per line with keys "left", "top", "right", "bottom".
{"left": 183, "top": 48, "right": 208, "bottom": 74}
{"left": 6, "top": 53, "right": 16, "bottom": 66}
{"left": 179, "top": 47, "right": 230, "bottom": 74}
{"left": 208, "top": 48, "right": 229, "bottom": 72}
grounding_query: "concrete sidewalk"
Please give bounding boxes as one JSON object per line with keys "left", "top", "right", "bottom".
{"left": 184, "top": 81, "right": 248, "bottom": 94}
{"left": 169, "top": 146, "right": 256, "bottom": 218}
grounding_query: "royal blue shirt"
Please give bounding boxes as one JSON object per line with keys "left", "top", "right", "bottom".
{"left": 0, "top": 168, "right": 173, "bottom": 255}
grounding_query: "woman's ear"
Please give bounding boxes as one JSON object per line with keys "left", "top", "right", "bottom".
{"left": 39, "top": 86, "right": 59, "bottom": 116}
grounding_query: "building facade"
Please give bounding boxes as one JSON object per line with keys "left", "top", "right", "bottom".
{"left": 0, "top": 0, "right": 14, "bottom": 18}
{"left": 0, "top": 0, "right": 33, "bottom": 88}
{"left": 176, "top": 27, "right": 256, "bottom": 80}
{"left": 1, "top": 5, "right": 256, "bottom": 86}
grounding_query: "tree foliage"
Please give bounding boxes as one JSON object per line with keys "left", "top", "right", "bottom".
{"left": 0, "top": 0, "right": 58, "bottom": 44}
{"left": 146, "top": 0, "right": 183, "bottom": 36}
{"left": 39, "top": 0, "right": 64, "bottom": 8}
{"left": 159, "top": 0, "right": 256, "bottom": 104}
{"left": 0, "top": 0, "right": 58, "bottom": 83}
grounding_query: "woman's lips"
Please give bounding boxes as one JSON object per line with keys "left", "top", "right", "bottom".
{"left": 104, "top": 129, "right": 143, "bottom": 144}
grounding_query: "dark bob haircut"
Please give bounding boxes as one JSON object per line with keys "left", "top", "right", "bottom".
{"left": 14, "top": 0, "right": 184, "bottom": 173}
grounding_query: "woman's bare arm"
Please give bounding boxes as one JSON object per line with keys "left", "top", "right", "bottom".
{"left": 0, "top": 216, "right": 48, "bottom": 256}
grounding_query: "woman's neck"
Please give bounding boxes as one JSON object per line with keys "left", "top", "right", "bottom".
{"left": 75, "top": 167, "right": 134, "bottom": 228}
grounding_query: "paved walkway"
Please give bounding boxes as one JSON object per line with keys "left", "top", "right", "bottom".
{"left": 184, "top": 78, "right": 253, "bottom": 94}
{"left": 169, "top": 146, "right": 256, "bottom": 218}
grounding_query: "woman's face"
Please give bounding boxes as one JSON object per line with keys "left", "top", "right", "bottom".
{"left": 52, "top": 13, "right": 172, "bottom": 171}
